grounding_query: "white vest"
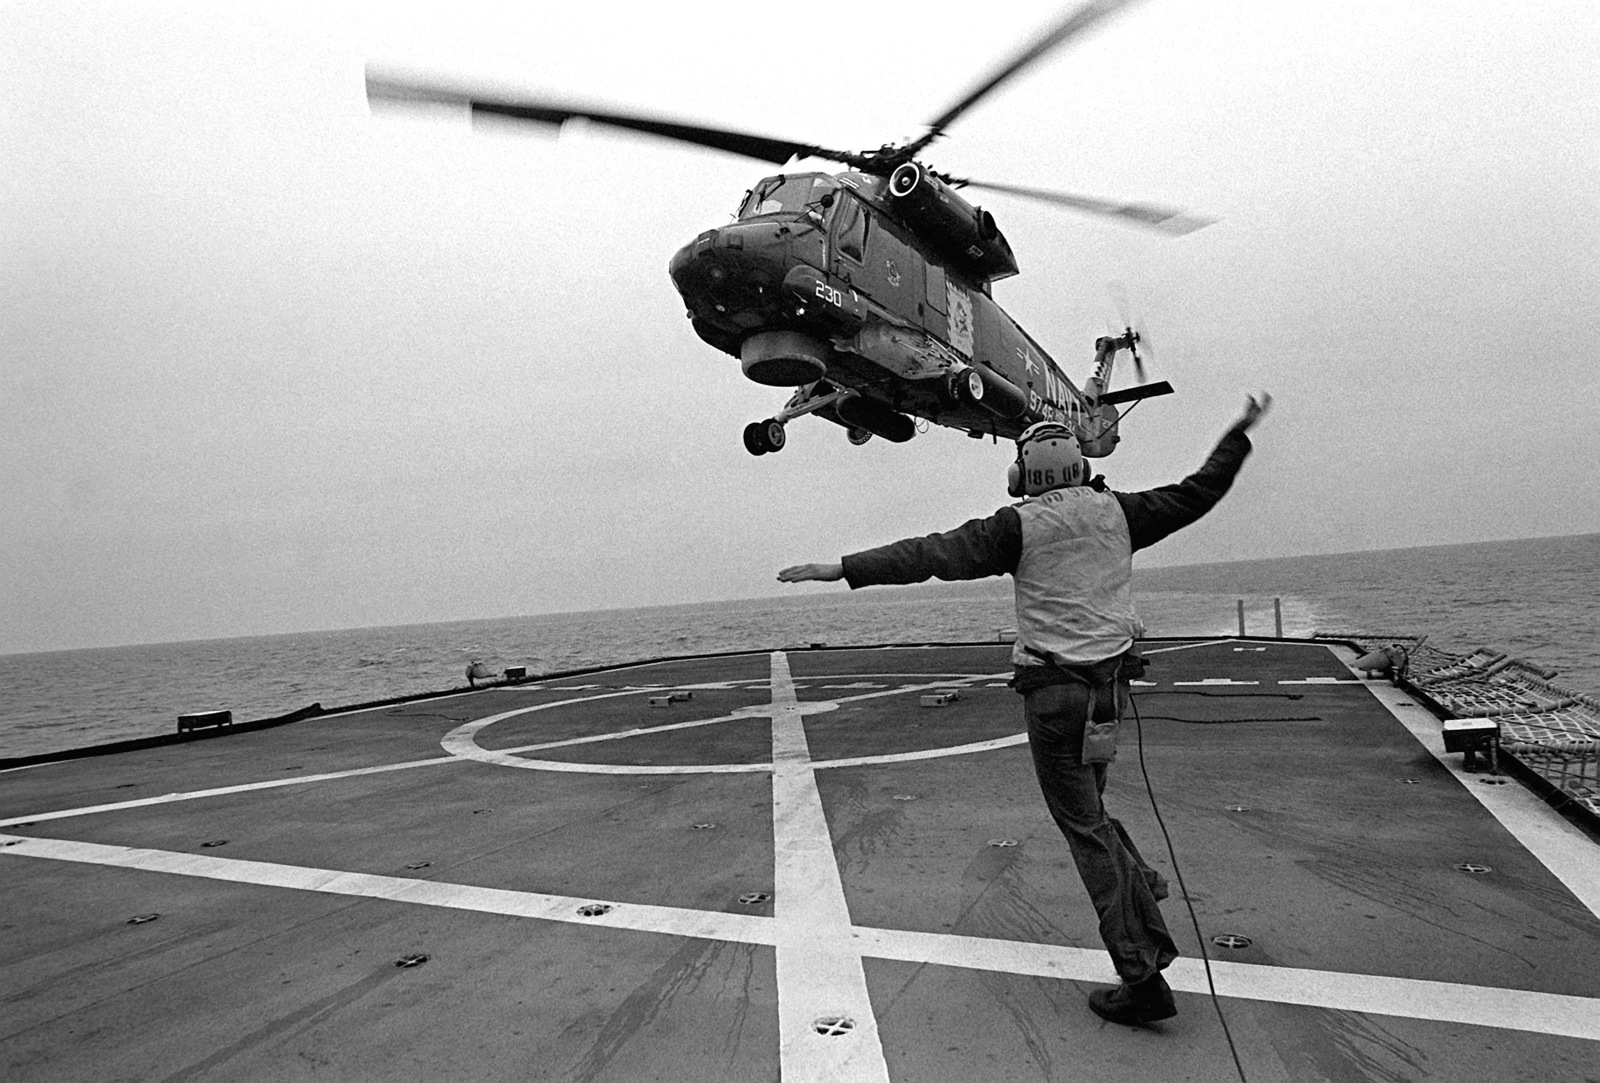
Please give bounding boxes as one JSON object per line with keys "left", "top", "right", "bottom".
{"left": 1011, "top": 487, "right": 1137, "bottom": 667}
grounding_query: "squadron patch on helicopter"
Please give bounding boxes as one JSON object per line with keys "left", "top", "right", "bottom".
{"left": 946, "top": 283, "right": 974, "bottom": 357}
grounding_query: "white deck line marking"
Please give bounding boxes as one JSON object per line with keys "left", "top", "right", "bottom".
{"left": 815, "top": 733, "right": 1029, "bottom": 770}
{"left": 0, "top": 689, "right": 663, "bottom": 828}
{"left": 852, "top": 926, "right": 1600, "bottom": 1042}
{"left": 0, "top": 834, "right": 772, "bottom": 946}
{"left": 1330, "top": 644, "right": 1600, "bottom": 921}
{"left": 1192, "top": 958, "right": 1600, "bottom": 1042}
{"left": 0, "top": 755, "right": 462, "bottom": 828}
{"left": 768, "top": 651, "right": 892, "bottom": 1082}
{"left": 1174, "top": 679, "right": 1260, "bottom": 686}
{"left": 1142, "top": 640, "right": 1242, "bottom": 654}
{"left": 6, "top": 832, "right": 1598, "bottom": 1042}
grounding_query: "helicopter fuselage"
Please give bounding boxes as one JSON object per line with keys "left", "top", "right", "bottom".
{"left": 669, "top": 170, "right": 1133, "bottom": 456}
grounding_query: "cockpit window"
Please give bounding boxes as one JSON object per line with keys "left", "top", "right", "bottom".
{"left": 831, "top": 192, "right": 868, "bottom": 262}
{"left": 739, "top": 174, "right": 838, "bottom": 219}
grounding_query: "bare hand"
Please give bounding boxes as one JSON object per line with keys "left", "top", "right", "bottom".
{"left": 1237, "top": 392, "right": 1273, "bottom": 432}
{"left": 778, "top": 562, "right": 844, "bottom": 583}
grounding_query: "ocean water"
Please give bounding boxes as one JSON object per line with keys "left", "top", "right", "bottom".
{"left": 2, "top": 533, "right": 1595, "bottom": 761}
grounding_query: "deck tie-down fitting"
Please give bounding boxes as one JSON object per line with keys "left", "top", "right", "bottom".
{"left": 812, "top": 1016, "right": 856, "bottom": 1036}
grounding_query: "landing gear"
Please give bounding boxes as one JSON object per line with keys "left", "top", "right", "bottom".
{"left": 744, "top": 381, "right": 852, "bottom": 455}
{"left": 743, "top": 418, "right": 787, "bottom": 455}
{"left": 846, "top": 427, "right": 873, "bottom": 446}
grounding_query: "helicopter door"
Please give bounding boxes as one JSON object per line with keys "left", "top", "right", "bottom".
{"left": 861, "top": 218, "right": 921, "bottom": 324}
{"left": 923, "top": 261, "right": 948, "bottom": 340}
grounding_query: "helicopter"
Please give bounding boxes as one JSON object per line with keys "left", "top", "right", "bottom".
{"left": 367, "top": 0, "right": 1210, "bottom": 459}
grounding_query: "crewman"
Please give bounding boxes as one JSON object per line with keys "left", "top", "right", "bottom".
{"left": 778, "top": 393, "right": 1272, "bottom": 1025}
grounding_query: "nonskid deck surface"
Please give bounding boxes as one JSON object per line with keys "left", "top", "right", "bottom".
{"left": 3, "top": 641, "right": 1598, "bottom": 1082}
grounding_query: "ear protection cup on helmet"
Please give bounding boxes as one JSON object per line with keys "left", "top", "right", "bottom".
{"left": 1007, "top": 461, "right": 1025, "bottom": 498}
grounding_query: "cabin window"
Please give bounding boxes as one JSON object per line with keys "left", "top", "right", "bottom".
{"left": 739, "top": 175, "right": 835, "bottom": 219}
{"left": 832, "top": 194, "right": 868, "bottom": 262}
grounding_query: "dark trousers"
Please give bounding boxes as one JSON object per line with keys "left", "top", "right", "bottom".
{"left": 1023, "top": 679, "right": 1179, "bottom": 983}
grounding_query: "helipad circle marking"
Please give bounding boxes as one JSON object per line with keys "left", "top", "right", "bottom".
{"left": 440, "top": 680, "right": 1028, "bottom": 775}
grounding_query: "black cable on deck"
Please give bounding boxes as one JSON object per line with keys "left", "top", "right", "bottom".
{"left": 1130, "top": 691, "right": 1249, "bottom": 1083}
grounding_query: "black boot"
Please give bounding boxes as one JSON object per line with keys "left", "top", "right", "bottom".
{"left": 1088, "top": 973, "right": 1177, "bottom": 1025}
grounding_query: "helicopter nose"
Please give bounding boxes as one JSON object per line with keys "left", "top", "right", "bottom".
{"left": 670, "top": 227, "right": 744, "bottom": 276}
{"left": 668, "top": 223, "right": 785, "bottom": 316}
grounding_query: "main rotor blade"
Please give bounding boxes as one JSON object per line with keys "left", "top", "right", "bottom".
{"left": 951, "top": 178, "right": 1216, "bottom": 236}
{"left": 907, "top": 0, "right": 1145, "bottom": 155}
{"left": 368, "top": 72, "right": 851, "bottom": 167}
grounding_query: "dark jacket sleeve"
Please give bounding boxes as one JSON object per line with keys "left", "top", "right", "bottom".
{"left": 1115, "top": 426, "right": 1253, "bottom": 552}
{"left": 842, "top": 506, "right": 1022, "bottom": 589}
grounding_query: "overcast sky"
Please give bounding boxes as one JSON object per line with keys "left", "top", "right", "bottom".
{"left": 4, "top": 1, "right": 1597, "bottom": 655}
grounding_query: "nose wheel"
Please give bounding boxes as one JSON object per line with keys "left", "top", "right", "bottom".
{"left": 743, "top": 418, "right": 787, "bottom": 455}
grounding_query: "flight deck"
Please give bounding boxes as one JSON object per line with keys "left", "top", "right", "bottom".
{"left": 3, "top": 640, "right": 1597, "bottom": 1081}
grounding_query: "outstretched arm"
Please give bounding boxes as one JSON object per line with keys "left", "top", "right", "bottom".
{"left": 779, "top": 507, "right": 1022, "bottom": 590}
{"left": 1116, "top": 392, "right": 1272, "bottom": 552}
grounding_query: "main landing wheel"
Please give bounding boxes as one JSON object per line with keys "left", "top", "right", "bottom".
{"left": 743, "top": 422, "right": 767, "bottom": 456}
{"left": 846, "top": 426, "right": 873, "bottom": 446}
{"left": 743, "top": 418, "right": 786, "bottom": 455}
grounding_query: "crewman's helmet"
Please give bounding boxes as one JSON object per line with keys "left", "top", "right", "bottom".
{"left": 1007, "top": 421, "right": 1086, "bottom": 497}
